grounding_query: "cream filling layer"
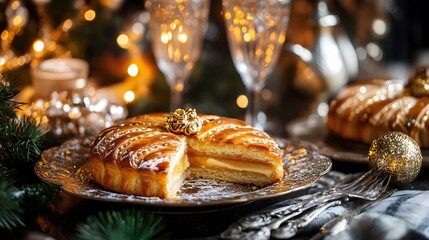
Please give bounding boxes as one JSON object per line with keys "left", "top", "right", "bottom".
{"left": 166, "top": 142, "right": 189, "bottom": 196}
{"left": 205, "top": 158, "right": 272, "bottom": 177}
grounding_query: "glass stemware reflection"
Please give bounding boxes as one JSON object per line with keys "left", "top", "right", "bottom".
{"left": 223, "top": 0, "right": 291, "bottom": 129}
{"left": 146, "top": 0, "right": 210, "bottom": 112}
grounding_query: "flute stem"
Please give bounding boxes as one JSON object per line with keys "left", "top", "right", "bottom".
{"left": 169, "top": 81, "right": 184, "bottom": 113}
{"left": 246, "top": 87, "right": 265, "bottom": 130}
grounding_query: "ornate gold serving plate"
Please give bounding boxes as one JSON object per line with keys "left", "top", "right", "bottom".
{"left": 35, "top": 138, "right": 331, "bottom": 207}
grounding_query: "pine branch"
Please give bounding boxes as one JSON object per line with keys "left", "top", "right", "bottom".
{"left": 77, "top": 209, "right": 168, "bottom": 240}
{"left": 0, "top": 172, "right": 24, "bottom": 230}
{"left": 0, "top": 78, "right": 47, "bottom": 164}
{"left": 0, "top": 117, "right": 47, "bottom": 163}
{"left": 0, "top": 79, "right": 23, "bottom": 123}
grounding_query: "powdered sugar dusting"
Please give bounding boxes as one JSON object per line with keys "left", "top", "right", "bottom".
{"left": 179, "top": 179, "right": 256, "bottom": 201}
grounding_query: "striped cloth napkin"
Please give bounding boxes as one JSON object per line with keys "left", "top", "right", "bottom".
{"left": 320, "top": 190, "right": 429, "bottom": 240}
{"left": 305, "top": 172, "right": 429, "bottom": 239}
{"left": 221, "top": 172, "right": 429, "bottom": 239}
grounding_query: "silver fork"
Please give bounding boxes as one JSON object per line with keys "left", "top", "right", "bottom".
{"left": 336, "top": 169, "right": 391, "bottom": 200}
{"left": 270, "top": 199, "right": 344, "bottom": 239}
{"left": 221, "top": 169, "right": 391, "bottom": 240}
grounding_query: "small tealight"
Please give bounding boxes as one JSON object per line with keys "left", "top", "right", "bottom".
{"left": 31, "top": 58, "right": 89, "bottom": 98}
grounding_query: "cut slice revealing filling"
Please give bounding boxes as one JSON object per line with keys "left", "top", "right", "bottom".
{"left": 89, "top": 113, "right": 284, "bottom": 199}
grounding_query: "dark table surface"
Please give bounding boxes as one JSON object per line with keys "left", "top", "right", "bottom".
{"left": 18, "top": 159, "right": 428, "bottom": 240}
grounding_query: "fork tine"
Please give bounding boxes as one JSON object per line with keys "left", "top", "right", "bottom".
{"left": 376, "top": 174, "right": 391, "bottom": 195}
{"left": 359, "top": 173, "right": 387, "bottom": 198}
{"left": 341, "top": 169, "right": 378, "bottom": 191}
{"left": 341, "top": 170, "right": 390, "bottom": 200}
{"left": 362, "top": 173, "right": 391, "bottom": 200}
{"left": 353, "top": 170, "right": 383, "bottom": 193}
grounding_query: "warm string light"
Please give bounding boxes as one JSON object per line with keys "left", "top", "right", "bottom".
{"left": 235, "top": 91, "right": 273, "bottom": 109}
{"left": 1, "top": 0, "right": 154, "bottom": 105}
{"left": 84, "top": 9, "right": 96, "bottom": 21}
{"left": 0, "top": 0, "right": 29, "bottom": 72}
{"left": 127, "top": 64, "right": 139, "bottom": 77}
{"left": 0, "top": 0, "right": 96, "bottom": 73}
{"left": 236, "top": 95, "right": 248, "bottom": 108}
{"left": 115, "top": 11, "right": 154, "bottom": 104}
{"left": 0, "top": 0, "right": 158, "bottom": 107}
{"left": 124, "top": 90, "right": 136, "bottom": 103}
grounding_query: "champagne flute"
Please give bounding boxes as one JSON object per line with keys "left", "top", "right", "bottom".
{"left": 146, "top": 0, "right": 210, "bottom": 112}
{"left": 223, "top": 0, "right": 291, "bottom": 129}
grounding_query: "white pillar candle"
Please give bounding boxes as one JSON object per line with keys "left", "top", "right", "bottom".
{"left": 31, "top": 58, "right": 89, "bottom": 98}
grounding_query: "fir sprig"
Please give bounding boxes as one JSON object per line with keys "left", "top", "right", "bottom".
{"left": 0, "top": 79, "right": 22, "bottom": 123}
{"left": 77, "top": 209, "right": 168, "bottom": 240}
{"left": 0, "top": 116, "right": 47, "bottom": 163}
{"left": 0, "top": 171, "right": 24, "bottom": 230}
{"left": 0, "top": 78, "right": 47, "bottom": 163}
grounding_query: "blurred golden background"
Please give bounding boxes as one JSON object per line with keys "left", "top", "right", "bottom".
{"left": 2, "top": 0, "right": 429, "bottom": 136}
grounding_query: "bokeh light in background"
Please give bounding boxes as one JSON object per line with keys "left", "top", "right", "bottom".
{"left": 62, "top": 19, "right": 73, "bottom": 31}
{"left": 127, "top": 64, "right": 138, "bottom": 77}
{"left": 1, "top": 0, "right": 429, "bottom": 128}
{"left": 84, "top": 9, "right": 96, "bottom": 21}
{"left": 236, "top": 95, "right": 248, "bottom": 109}
{"left": 372, "top": 19, "right": 387, "bottom": 36}
{"left": 32, "top": 40, "right": 45, "bottom": 53}
{"left": 117, "top": 34, "right": 130, "bottom": 48}
{"left": 124, "top": 90, "right": 135, "bottom": 103}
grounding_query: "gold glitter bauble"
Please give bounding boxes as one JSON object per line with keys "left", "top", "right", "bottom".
{"left": 368, "top": 131, "right": 422, "bottom": 185}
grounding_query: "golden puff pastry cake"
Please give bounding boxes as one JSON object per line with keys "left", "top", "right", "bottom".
{"left": 328, "top": 66, "right": 429, "bottom": 147}
{"left": 90, "top": 108, "right": 284, "bottom": 199}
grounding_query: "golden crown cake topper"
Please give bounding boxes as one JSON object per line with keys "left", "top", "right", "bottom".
{"left": 165, "top": 107, "right": 202, "bottom": 135}
{"left": 409, "top": 66, "right": 429, "bottom": 97}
